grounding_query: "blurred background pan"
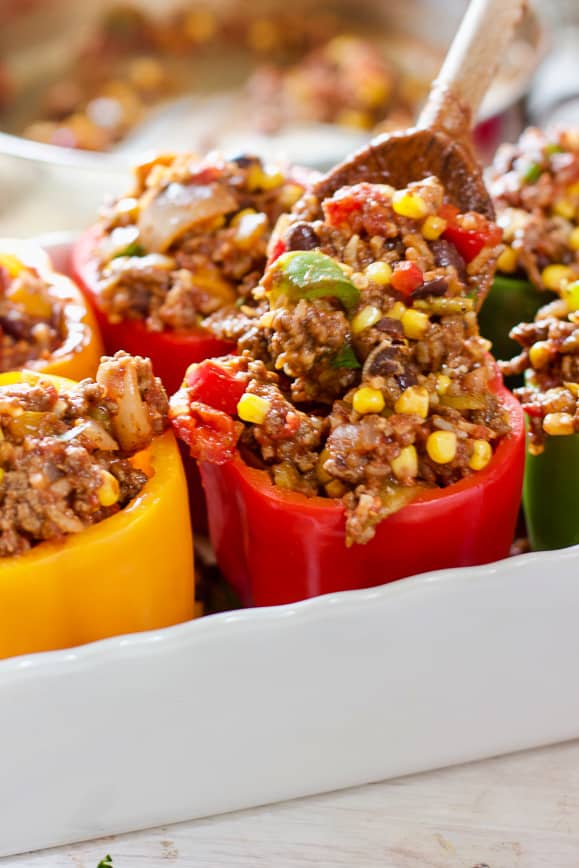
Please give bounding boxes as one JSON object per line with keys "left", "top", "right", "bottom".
{"left": 0, "top": 0, "right": 544, "bottom": 233}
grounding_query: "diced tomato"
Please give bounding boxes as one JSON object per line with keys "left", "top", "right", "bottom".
{"left": 522, "top": 404, "right": 543, "bottom": 419}
{"left": 184, "top": 360, "right": 248, "bottom": 416}
{"left": 438, "top": 203, "right": 459, "bottom": 223}
{"left": 391, "top": 261, "right": 423, "bottom": 296}
{"left": 439, "top": 205, "right": 502, "bottom": 263}
{"left": 268, "top": 238, "right": 287, "bottom": 265}
{"left": 323, "top": 189, "right": 364, "bottom": 227}
{"left": 171, "top": 401, "right": 242, "bottom": 464}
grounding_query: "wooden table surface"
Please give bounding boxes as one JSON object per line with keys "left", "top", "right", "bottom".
{"left": 4, "top": 739, "right": 579, "bottom": 868}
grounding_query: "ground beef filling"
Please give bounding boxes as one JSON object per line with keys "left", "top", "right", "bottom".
{"left": 0, "top": 352, "right": 168, "bottom": 557}
{"left": 489, "top": 127, "right": 579, "bottom": 290}
{"left": 171, "top": 178, "right": 510, "bottom": 545}
{"left": 94, "top": 153, "right": 306, "bottom": 333}
{"left": 0, "top": 261, "right": 67, "bottom": 372}
{"left": 500, "top": 299, "right": 579, "bottom": 453}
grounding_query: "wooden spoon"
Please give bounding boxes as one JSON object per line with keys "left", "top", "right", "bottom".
{"left": 310, "top": 0, "right": 527, "bottom": 304}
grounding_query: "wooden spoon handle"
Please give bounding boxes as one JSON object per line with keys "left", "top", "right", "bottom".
{"left": 418, "top": 0, "right": 527, "bottom": 139}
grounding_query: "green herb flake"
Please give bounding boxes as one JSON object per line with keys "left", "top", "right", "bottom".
{"left": 113, "top": 241, "right": 146, "bottom": 259}
{"left": 522, "top": 163, "right": 542, "bottom": 185}
{"left": 331, "top": 344, "right": 361, "bottom": 369}
{"left": 97, "top": 856, "right": 114, "bottom": 868}
{"left": 268, "top": 251, "right": 360, "bottom": 311}
{"left": 545, "top": 143, "right": 564, "bottom": 156}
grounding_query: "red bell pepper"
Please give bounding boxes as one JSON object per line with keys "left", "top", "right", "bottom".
{"left": 71, "top": 226, "right": 235, "bottom": 395}
{"left": 191, "top": 377, "right": 525, "bottom": 607}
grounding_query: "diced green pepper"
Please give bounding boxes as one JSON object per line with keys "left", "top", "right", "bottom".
{"left": 113, "top": 241, "right": 145, "bottom": 259}
{"left": 331, "top": 344, "right": 361, "bottom": 369}
{"left": 267, "top": 251, "right": 360, "bottom": 312}
{"left": 523, "top": 431, "right": 579, "bottom": 551}
{"left": 522, "top": 163, "right": 542, "bottom": 184}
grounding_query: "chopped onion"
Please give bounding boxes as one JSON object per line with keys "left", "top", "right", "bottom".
{"left": 97, "top": 356, "right": 152, "bottom": 452}
{"left": 138, "top": 182, "right": 238, "bottom": 253}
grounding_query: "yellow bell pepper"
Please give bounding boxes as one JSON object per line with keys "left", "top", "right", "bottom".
{"left": 0, "top": 239, "right": 104, "bottom": 380}
{"left": 0, "top": 370, "right": 195, "bottom": 659}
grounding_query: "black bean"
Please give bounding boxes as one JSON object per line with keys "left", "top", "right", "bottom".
{"left": 375, "top": 317, "right": 404, "bottom": 336}
{"left": 411, "top": 277, "right": 449, "bottom": 300}
{"left": 364, "top": 343, "right": 400, "bottom": 377}
{"left": 431, "top": 239, "right": 467, "bottom": 279}
{"left": 230, "top": 154, "right": 259, "bottom": 169}
{"left": 286, "top": 222, "right": 320, "bottom": 251}
{"left": 395, "top": 371, "right": 418, "bottom": 391}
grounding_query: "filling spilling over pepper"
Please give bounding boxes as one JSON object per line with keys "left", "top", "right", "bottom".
{"left": 0, "top": 352, "right": 168, "bottom": 556}
{"left": 500, "top": 296, "right": 579, "bottom": 453}
{"left": 170, "top": 177, "right": 511, "bottom": 546}
{"left": 93, "top": 153, "right": 308, "bottom": 334}
{"left": 0, "top": 253, "right": 67, "bottom": 372}
{"left": 489, "top": 127, "right": 579, "bottom": 291}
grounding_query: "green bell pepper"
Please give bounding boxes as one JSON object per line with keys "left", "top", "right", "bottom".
{"left": 266, "top": 251, "right": 361, "bottom": 312}
{"left": 523, "top": 431, "right": 579, "bottom": 551}
{"left": 479, "top": 274, "right": 555, "bottom": 363}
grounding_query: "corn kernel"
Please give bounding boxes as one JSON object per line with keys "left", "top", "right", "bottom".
{"left": 325, "top": 479, "right": 347, "bottom": 498}
{"left": 496, "top": 246, "right": 518, "bottom": 273}
{"left": 391, "top": 444, "right": 418, "bottom": 480}
{"left": 280, "top": 183, "right": 304, "bottom": 209}
{"left": 337, "top": 109, "right": 371, "bottom": 130}
{"left": 543, "top": 412, "right": 575, "bottom": 436}
{"left": 97, "top": 471, "right": 120, "bottom": 507}
{"left": 469, "top": 439, "right": 492, "bottom": 471}
{"left": 562, "top": 280, "right": 579, "bottom": 312}
{"left": 569, "top": 227, "right": 579, "bottom": 252}
{"left": 351, "top": 305, "right": 382, "bottom": 335}
{"left": 358, "top": 74, "right": 390, "bottom": 108}
{"left": 237, "top": 393, "right": 271, "bottom": 424}
{"left": 552, "top": 198, "right": 576, "bottom": 220}
{"left": 365, "top": 261, "right": 392, "bottom": 285}
{"left": 426, "top": 430, "right": 457, "bottom": 464}
{"left": 316, "top": 448, "right": 332, "bottom": 484}
{"left": 184, "top": 8, "right": 216, "bottom": 42}
{"left": 0, "top": 253, "right": 24, "bottom": 278}
{"left": 421, "top": 215, "right": 447, "bottom": 241}
{"left": 401, "top": 308, "right": 430, "bottom": 339}
{"left": 529, "top": 340, "right": 552, "bottom": 369}
{"left": 233, "top": 211, "right": 268, "bottom": 250}
{"left": 388, "top": 301, "right": 407, "bottom": 320}
{"left": 567, "top": 181, "right": 579, "bottom": 197}
{"left": 353, "top": 386, "right": 385, "bottom": 415}
{"left": 542, "top": 263, "right": 573, "bottom": 291}
{"left": 259, "top": 311, "right": 275, "bottom": 328}
{"left": 247, "top": 164, "right": 284, "bottom": 191}
{"left": 392, "top": 189, "right": 429, "bottom": 219}
{"left": 247, "top": 17, "right": 279, "bottom": 52}
{"left": 436, "top": 374, "right": 451, "bottom": 395}
{"left": 7, "top": 284, "right": 53, "bottom": 319}
{"left": 231, "top": 208, "right": 257, "bottom": 227}
{"left": 0, "top": 467, "right": 4, "bottom": 484}
{"left": 395, "top": 386, "right": 429, "bottom": 418}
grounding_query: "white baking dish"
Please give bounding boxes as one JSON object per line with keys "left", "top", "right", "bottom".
{"left": 0, "top": 237, "right": 578, "bottom": 856}
{"left": 1, "top": 545, "right": 578, "bottom": 857}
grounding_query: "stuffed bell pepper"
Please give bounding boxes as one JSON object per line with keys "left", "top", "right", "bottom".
{"left": 72, "top": 152, "right": 311, "bottom": 393}
{"left": 171, "top": 176, "right": 525, "bottom": 606}
{"left": 500, "top": 292, "right": 579, "bottom": 552}
{"left": 0, "top": 239, "right": 103, "bottom": 380}
{"left": 0, "top": 351, "right": 194, "bottom": 659}
{"left": 481, "top": 127, "right": 579, "bottom": 360}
